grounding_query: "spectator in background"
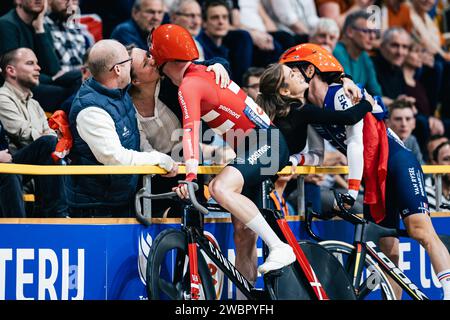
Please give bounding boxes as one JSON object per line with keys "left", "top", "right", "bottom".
{"left": 411, "top": 0, "right": 450, "bottom": 111}
{"left": 425, "top": 140, "right": 450, "bottom": 211}
{"left": 402, "top": 39, "right": 450, "bottom": 157}
{"left": 427, "top": 134, "right": 449, "bottom": 164}
{"left": 231, "top": 0, "right": 289, "bottom": 67}
{"left": 169, "top": 0, "right": 205, "bottom": 60}
{"left": 387, "top": 99, "right": 424, "bottom": 164}
{"left": 372, "top": 28, "right": 410, "bottom": 104}
{"left": 67, "top": 39, "right": 177, "bottom": 217}
{"left": 0, "top": 57, "right": 68, "bottom": 218}
{"left": 0, "top": 0, "right": 77, "bottom": 112}
{"left": 315, "top": 0, "right": 372, "bottom": 29}
{"left": 241, "top": 66, "right": 264, "bottom": 101}
{"left": 111, "top": 0, "right": 164, "bottom": 50}
{"left": 309, "top": 17, "right": 340, "bottom": 52}
{"left": 380, "top": 0, "right": 413, "bottom": 33}
{"left": 262, "top": 0, "right": 319, "bottom": 43}
{"left": 0, "top": 48, "right": 56, "bottom": 151}
{"left": 410, "top": 0, "right": 450, "bottom": 62}
{"left": 333, "top": 10, "right": 383, "bottom": 97}
{"left": 59, "top": 47, "right": 92, "bottom": 112}
{"left": 45, "top": 0, "right": 90, "bottom": 73}
{"left": 196, "top": 0, "right": 253, "bottom": 85}
{"left": 0, "top": 120, "right": 69, "bottom": 218}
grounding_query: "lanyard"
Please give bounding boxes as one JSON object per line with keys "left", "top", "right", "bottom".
{"left": 269, "top": 190, "right": 289, "bottom": 216}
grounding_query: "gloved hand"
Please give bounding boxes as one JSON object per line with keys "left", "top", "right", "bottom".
{"left": 333, "top": 192, "right": 356, "bottom": 212}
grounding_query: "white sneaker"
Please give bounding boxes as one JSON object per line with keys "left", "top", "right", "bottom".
{"left": 258, "top": 243, "right": 296, "bottom": 274}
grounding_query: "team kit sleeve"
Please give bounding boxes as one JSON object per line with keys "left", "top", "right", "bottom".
{"left": 345, "top": 120, "right": 364, "bottom": 200}
{"left": 289, "top": 126, "right": 324, "bottom": 166}
{"left": 177, "top": 78, "right": 205, "bottom": 181}
{"left": 299, "top": 100, "right": 371, "bottom": 126}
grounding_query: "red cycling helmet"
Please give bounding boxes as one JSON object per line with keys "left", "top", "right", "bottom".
{"left": 279, "top": 43, "right": 343, "bottom": 73}
{"left": 148, "top": 24, "right": 199, "bottom": 67}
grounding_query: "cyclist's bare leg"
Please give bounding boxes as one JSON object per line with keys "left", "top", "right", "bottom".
{"left": 231, "top": 216, "right": 258, "bottom": 299}
{"left": 209, "top": 166, "right": 295, "bottom": 273}
{"left": 404, "top": 214, "right": 450, "bottom": 287}
{"left": 379, "top": 237, "right": 403, "bottom": 300}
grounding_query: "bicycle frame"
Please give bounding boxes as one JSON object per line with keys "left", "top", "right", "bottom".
{"left": 347, "top": 222, "right": 429, "bottom": 300}
{"left": 305, "top": 191, "right": 430, "bottom": 300}
{"left": 135, "top": 180, "right": 331, "bottom": 300}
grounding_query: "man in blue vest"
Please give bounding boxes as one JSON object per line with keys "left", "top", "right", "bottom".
{"left": 67, "top": 39, "right": 177, "bottom": 217}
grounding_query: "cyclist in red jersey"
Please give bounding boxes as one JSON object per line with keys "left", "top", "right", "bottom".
{"left": 148, "top": 24, "right": 296, "bottom": 282}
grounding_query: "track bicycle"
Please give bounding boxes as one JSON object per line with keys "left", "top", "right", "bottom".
{"left": 135, "top": 180, "right": 356, "bottom": 300}
{"left": 305, "top": 189, "right": 450, "bottom": 300}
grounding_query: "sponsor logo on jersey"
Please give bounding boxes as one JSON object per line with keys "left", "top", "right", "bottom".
{"left": 218, "top": 105, "right": 241, "bottom": 119}
{"left": 178, "top": 91, "right": 189, "bottom": 120}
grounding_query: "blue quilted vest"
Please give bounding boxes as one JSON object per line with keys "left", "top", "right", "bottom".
{"left": 67, "top": 77, "right": 140, "bottom": 208}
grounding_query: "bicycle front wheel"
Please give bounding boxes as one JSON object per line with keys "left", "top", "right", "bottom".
{"left": 146, "top": 228, "right": 216, "bottom": 300}
{"left": 319, "top": 241, "right": 396, "bottom": 300}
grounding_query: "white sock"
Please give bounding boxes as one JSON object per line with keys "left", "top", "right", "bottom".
{"left": 437, "top": 269, "right": 450, "bottom": 300}
{"left": 245, "top": 214, "right": 284, "bottom": 251}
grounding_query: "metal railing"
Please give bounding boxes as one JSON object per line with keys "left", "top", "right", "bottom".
{"left": 1, "top": 163, "right": 449, "bottom": 216}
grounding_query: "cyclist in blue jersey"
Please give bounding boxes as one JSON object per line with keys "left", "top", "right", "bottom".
{"left": 258, "top": 43, "right": 450, "bottom": 300}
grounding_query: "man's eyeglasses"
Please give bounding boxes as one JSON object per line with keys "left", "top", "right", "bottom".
{"left": 352, "top": 26, "right": 380, "bottom": 37}
{"left": 175, "top": 12, "right": 201, "bottom": 19}
{"left": 109, "top": 57, "right": 133, "bottom": 71}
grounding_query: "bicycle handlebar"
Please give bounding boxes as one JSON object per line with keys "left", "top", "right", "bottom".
{"left": 135, "top": 181, "right": 209, "bottom": 226}
{"left": 305, "top": 189, "right": 411, "bottom": 241}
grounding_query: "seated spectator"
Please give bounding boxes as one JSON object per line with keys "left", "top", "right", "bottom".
{"left": 231, "top": 0, "right": 290, "bottom": 67}
{"left": 309, "top": 17, "right": 340, "bottom": 52}
{"left": 241, "top": 66, "right": 264, "bottom": 101}
{"left": 371, "top": 27, "right": 410, "bottom": 105}
{"left": 425, "top": 140, "right": 450, "bottom": 211}
{"left": 0, "top": 59, "right": 68, "bottom": 217}
{"left": 380, "top": 0, "right": 413, "bottom": 33}
{"left": 0, "top": 129, "right": 68, "bottom": 218}
{"left": 333, "top": 10, "right": 383, "bottom": 97}
{"left": 111, "top": 0, "right": 164, "bottom": 50}
{"left": 45, "top": 0, "right": 90, "bottom": 73}
{"left": 0, "top": 0, "right": 79, "bottom": 112}
{"left": 315, "top": 0, "right": 371, "bottom": 29}
{"left": 60, "top": 47, "right": 92, "bottom": 113}
{"left": 426, "top": 134, "right": 449, "bottom": 164}
{"left": 410, "top": 0, "right": 450, "bottom": 111}
{"left": 66, "top": 39, "right": 177, "bottom": 217}
{"left": 410, "top": 0, "right": 450, "bottom": 62}
{"left": 387, "top": 99, "right": 424, "bottom": 163}
{"left": 169, "top": 0, "right": 205, "bottom": 60}
{"left": 0, "top": 48, "right": 57, "bottom": 151}
{"left": 262, "top": 0, "right": 319, "bottom": 43}
{"left": 196, "top": 0, "right": 253, "bottom": 85}
{"left": 402, "top": 39, "right": 450, "bottom": 156}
